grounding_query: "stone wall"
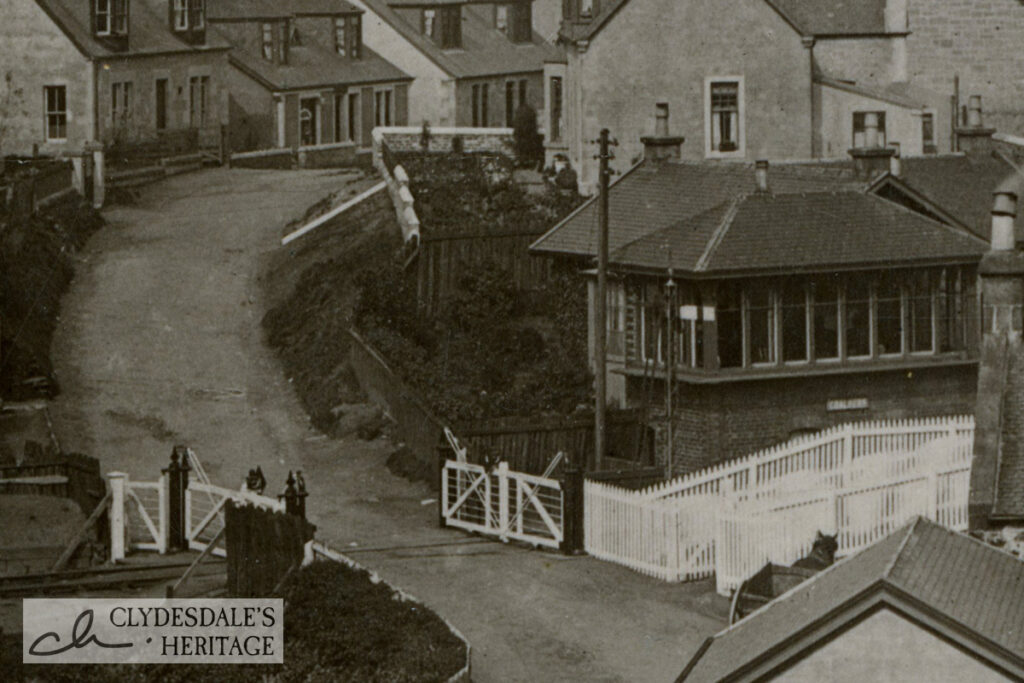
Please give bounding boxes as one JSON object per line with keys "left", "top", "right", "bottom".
{"left": 906, "top": 0, "right": 1024, "bottom": 136}
{"left": 376, "top": 125, "right": 515, "bottom": 155}
{"left": 566, "top": 0, "right": 812, "bottom": 192}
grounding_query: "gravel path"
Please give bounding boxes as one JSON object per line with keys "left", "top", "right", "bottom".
{"left": 47, "top": 168, "right": 726, "bottom": 682}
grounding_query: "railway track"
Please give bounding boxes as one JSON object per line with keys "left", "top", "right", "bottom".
{"left": 0, "top": 558, "right": 226, "bottom": 597}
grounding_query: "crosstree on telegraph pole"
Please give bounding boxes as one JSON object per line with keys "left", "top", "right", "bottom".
{"left": 593, "top": 129, "right": 616, "bottom": 471}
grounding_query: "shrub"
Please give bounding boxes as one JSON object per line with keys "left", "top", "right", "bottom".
{"left": 512, "top": 104, "right": 543, "bottom": 168}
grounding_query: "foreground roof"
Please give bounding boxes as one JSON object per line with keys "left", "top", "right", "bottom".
{"left": 35, "top": 0, "right": 230, "bottom": 57}
{"left": 894, "top": 151, "right": 1023, "bottom": 240}
{"left": 530, "top": 159, "right": 861, "bottom": 258}
{"left": 680, "top": 518, "right": 1024, "bottom": 682}
{"left": 360, "top": 0, "right": 560, "bottom": 79}
{"left": 611, "top": 191, "right": 986, "bottom": 276}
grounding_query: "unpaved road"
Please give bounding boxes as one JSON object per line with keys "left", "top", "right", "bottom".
{"left": 48, "top": 168, "right": 725, "bottom": 682}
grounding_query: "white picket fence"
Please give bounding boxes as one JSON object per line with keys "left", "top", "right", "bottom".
{"left": 583, "top": 416, "right": 975, "bottom": 592}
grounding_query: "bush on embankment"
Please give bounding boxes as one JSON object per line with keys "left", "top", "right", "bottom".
{"left": 4, "top": 559, "right": 467, "bottom": 682}
{"left": 0, "top": 195, "right": 103, "bottom": 399}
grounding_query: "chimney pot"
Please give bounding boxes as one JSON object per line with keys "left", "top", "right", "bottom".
{"left": 991, "top": 186, "right": 1019, "bottom": 251}
{"left": 888, "top": 142, "right": 901, "bottom": 177}
{"left": 755, "top": 159, "right": 769, "bottom": 192}
{"left": 655, "top": 102, "right": 669, "bottom": 137}
{"left": 968, "top": 95, "right": 983, "bottom": 128}
{"left": 641, "top": 102, "right": 684, "bottom": 162}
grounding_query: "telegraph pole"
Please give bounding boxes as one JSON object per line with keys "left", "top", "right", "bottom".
{"left": 664, "top": 269, "right": 676, "bottom": 479}
{"left": 593, "top": 129, "right": 614, "bottom": 472}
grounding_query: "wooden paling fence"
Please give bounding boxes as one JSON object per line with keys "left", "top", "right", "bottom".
{"left": 225, "top": 500, "right": 315, "bottom": 598}
{"left": 0, "top": 452, "right": 104, "bottom": 516}
{"left": 453, "top": 409, "right": 654, "bottom": 476}
{"left": 582, "top": 416, "right": 975, "bottom": 591}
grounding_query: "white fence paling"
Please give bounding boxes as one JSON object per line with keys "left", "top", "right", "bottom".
{"left": 442, "top": 460, "right": 563, "bottom": 550}
{"left": 581, "top": 415, "right": 974, "bottom": 591}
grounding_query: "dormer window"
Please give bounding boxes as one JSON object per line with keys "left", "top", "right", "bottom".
{"left": 422, "top": 9, "right": 436, "bottom": 38}
{"left": 171, "top": 0, "right": 204, "bottom": 32}
{"left": 580, "top": 0, "right": 593, "bottom": 18}
{"left": 509, "top": 3, "right": 531, "bottom": 42}
{"left": 262, "top": 23, "right": 274, "bottom": 61}
{"left": 422, "top": 7, "right": 461, "bottom": 48}
{"left": 495, "top": 5, "right": 508, "bottom": 32}
{"left": 335, "top": 16, "right": 361, "bottom": 58}
{"left": 439, "top": 6, "right": 461, "bottom": 49}
{"left": 95, "top": 0, "right": 128, "bottom": 37}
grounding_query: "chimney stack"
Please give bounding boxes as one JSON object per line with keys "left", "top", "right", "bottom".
{"left": 970, "top": 176, "right": 1024, "bottom": 531}
{"left": 754, "top": 159, "right": 769, "bottom": 193}
{"left": 848, "top": 117, "right": 895, "bottom": 181}
{"left": 888, "top": 142, "right": 901, "bottom": 177}
{"left": 641, "top": 103, "right": 685, "bottom": 163}
{"left": 956, "top": 94, "right": 996, "bottom": 154}
{"left": 863, "top": 112, "right": 880, "bottom": 149}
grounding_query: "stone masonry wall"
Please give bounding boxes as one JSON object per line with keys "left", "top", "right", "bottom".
{"left": 631, "top": 364, "right": 977, "bottom": 476}
{"left": 906, "top": 0, "right": 1024, "bottom": 135}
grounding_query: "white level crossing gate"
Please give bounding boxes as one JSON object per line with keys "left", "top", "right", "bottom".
{"left": 442, "top": 460, "right": 564, "bottom": 549}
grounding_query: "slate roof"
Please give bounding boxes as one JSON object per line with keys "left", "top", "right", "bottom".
{"left": 680, "top": 518, "right": 1024, "bottom": 682}
{"left": 360, "top": 0, "right": 560, "bottom": 79}
{"left": 208, "top": 0, "right": 363, "bottom": 20}
{"left": 530, "top": 159, "right": 862, "bottom": 258}
{"left": 35, "top": 0, "right": 231, "bottom": 56}
{"left": 560, "top": 0, "right": 890, "bottom": 44}
{"left": 610, "top": 191, "right": 987, "bottom": 276}
{"left": 895, "top": 152, "right": 1023, "bottom": 241}
{"left": 766, "top": 0, "right": 890, "bottom": 36}
{"left": 226, "top": 39, "right": 410, "bottom": 91}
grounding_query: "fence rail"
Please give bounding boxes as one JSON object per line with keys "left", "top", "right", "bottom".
{"left": 582, "top": 416, "right": 975, "bottom": 593}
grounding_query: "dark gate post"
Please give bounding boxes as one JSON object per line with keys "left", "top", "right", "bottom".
{"left": 280, "top": 471, "right": 308, "bottom": 519}
{"left": 561, "top": 459, "right": 585, "bottom": 555}
{"left": 163, "top": 446, "right": 191, "bottom": 551}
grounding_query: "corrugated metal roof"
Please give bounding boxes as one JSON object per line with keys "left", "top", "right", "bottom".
{"left": 681, "top": 518, "right": 1024, "bottom": 682}
{"left": 36, "top": 0, "right": 231, "bottom": 57}
{"left": 611, "top": 191, "right": 987, "bottom": 275}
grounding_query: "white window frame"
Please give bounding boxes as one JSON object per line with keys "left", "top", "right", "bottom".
{"left": 96, "top": 0, "right": 112, "bottom": 35}
{"left": 704, "top": 76, "right": 745, "bottom": 159}
{"left": 173, "top": 0, "right": 187, "bottom": 30}
{"left": 334, "top": 17, "right": 346, "bottom": 56}
{"left": 374, "top": 87, "right": 394, "bottom": 127}
{"left": 188, "top": 74, "right": 209, "bottom": 128}
{"left": 495, "top": 5, "right": 509, "bottom": 33}
{"left": 920, "top": 107, "right": 937, "bottom": 153}
{"left": 44, "top": 85, "right": 68, "bottom": 142}
{"left": 423, "top": 9, "right": 436, "bottom": 38}
{"left": 261, "top": 23, "right": 274, "bottom": 60}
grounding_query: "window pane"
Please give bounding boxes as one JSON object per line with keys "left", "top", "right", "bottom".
{"left": 938, "top": 268, "right": 965, "bottom": 352}
{"left": 877, "top": 273, "right": 902, "bottom": 355}
{"left": 781, "top": 280, "right": 807, "bottom": 362}
{"left": 908, "top": 270, "right": 933, "bottom": 352}
{"left": 845, "top": 278, "right": 871, "bottom": 357}
{"left": 813, "top": 277, "right": 840, "bottom": 360}
{"left": 717, "top": 283, "right": 742, "bottom": 368}
{"left": 748, "top": 286, "right": 774, "bottom": 364}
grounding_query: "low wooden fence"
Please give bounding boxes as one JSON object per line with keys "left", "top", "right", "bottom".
{"left": 225, "top": 500, "right": 316, "bottom": 598}
{"left": 416, "top": 231, "right": 552, "bottom": 315}
{"left": 0, "top": 452, "right": 104, "bottom": 516}
{"left": 348, "top": 329, "right": 447, "bottom": 479}
{"left": 582, "top": 416, "right": 975, "bottom": 593}
{"left": 0, "top": 159, "right": 75, "bottom": 221}
{"left": 450, "top": 410, "right": 655, "bottom": 475}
